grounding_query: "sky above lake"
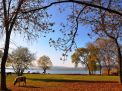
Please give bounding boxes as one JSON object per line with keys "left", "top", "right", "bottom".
{"left": 0, "top": 3, "right": 95, "bottom": 67}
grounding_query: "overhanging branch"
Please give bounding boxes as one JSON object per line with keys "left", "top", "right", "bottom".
{"left": 22, "top": 0, "right": 122, "bottom": 16}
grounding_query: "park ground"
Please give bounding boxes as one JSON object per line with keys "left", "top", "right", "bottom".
{"left": 1, "top": 74, "right": 122, "bottom": 91}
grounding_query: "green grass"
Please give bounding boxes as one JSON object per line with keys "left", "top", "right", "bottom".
{"left": 8, "top": 74, "right": 119, "bottom": 82}
{"left": 0, "top": 74, "right": 119, "bottom": 83}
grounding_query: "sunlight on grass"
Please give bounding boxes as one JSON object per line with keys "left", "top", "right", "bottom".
{"left": 3, "top": 74, "right": 119, "bottom": 83}
{"left": 25, "top": 74, "right": 119, "bottom": 82}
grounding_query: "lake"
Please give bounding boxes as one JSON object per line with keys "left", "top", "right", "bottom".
{"left": 5, "top": 68, "right": 100, "bottom": 74}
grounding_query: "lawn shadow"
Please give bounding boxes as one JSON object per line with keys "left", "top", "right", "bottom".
{"left": 21, "top": 85, "right": 64, "bottom": 89}
{"left": 27, "top": 78, "right": 118, "bottom": 83}
{"left": 27, "top": 78, "right": 82, "bottom": 82}
{"left": 21, "top": 85, "right": 41, "bottom": 88}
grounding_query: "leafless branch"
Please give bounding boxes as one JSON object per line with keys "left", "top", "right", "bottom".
{"left": 21, "top": 0, "right": 122, "bottom": 16}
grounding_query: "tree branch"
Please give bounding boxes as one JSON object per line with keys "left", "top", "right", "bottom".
{"left": 62, "top": 6, "right": 86, "bottom": 60}
{"left": 22, "top": 0, "right": 122, "bottom": 16}
{"left": 9, "top": 0, "right": 24, "bottom": 32}
{"left": 7, "top": 0, "right": 12, "bottom": 17}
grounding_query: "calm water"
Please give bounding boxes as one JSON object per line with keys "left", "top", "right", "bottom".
{"left": 6, "top": 68, "right": 100, "bottom": 74}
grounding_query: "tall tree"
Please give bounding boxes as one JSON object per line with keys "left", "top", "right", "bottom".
{"left": 0, "top": 0, "right": 54, "bottom": 90}
{"left": 95, "top": 38, "right": 118, "bottom": 75}
{"left": 72, "top": 47, "right": 97, "bottom": 75}
{"left": 87, "top": 43, "right": 98, "bottom": 74}
{"left": 87, "top": 43, "right": 102, "bottom": 75}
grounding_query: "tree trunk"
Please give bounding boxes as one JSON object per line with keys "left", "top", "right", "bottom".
{"left": 115, "top": 39, "right": 122, "bottom": 84}
{"left": 107, "top": 68, "right": 111, "bottom": 76}
{"left": 20, "top": 68, "right": 25, "bottom": 76}
{"left": 1, "top": 31, "right": 11, "bottom": 90}
{"left": 17, "top": 71, "right": 20, "bottom": 76}
{"left": 99, "top": 65, "right": 102, "bottom": 75}
{"left": 85, "top": 63, "right": 91, "bottom": 75}
{"left": 43, "top": 68, "right": 46, "bottom": 74}
{"left": 98, "top": 61, "right": 102, "bottom": 75}
{"left": 88, "top": 68, "right": 91, "bottom": 75}
{"left": 17, "top": 69, "right": 21, "bottom": 76}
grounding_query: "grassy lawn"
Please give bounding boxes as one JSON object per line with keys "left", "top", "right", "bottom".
{"left": 1, "top": 74, "right": 122, "bottom": 91}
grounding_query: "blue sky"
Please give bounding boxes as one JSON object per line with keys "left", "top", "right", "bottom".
{"left": 0, "top": 3, "right": 94, "bottom": 67}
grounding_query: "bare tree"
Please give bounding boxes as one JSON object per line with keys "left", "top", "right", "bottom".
{"left": 95, "top": 38, "right": 118, "bottom": 75}
{"left": 8, "top": 47, "right": 35, "bottom": 76}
